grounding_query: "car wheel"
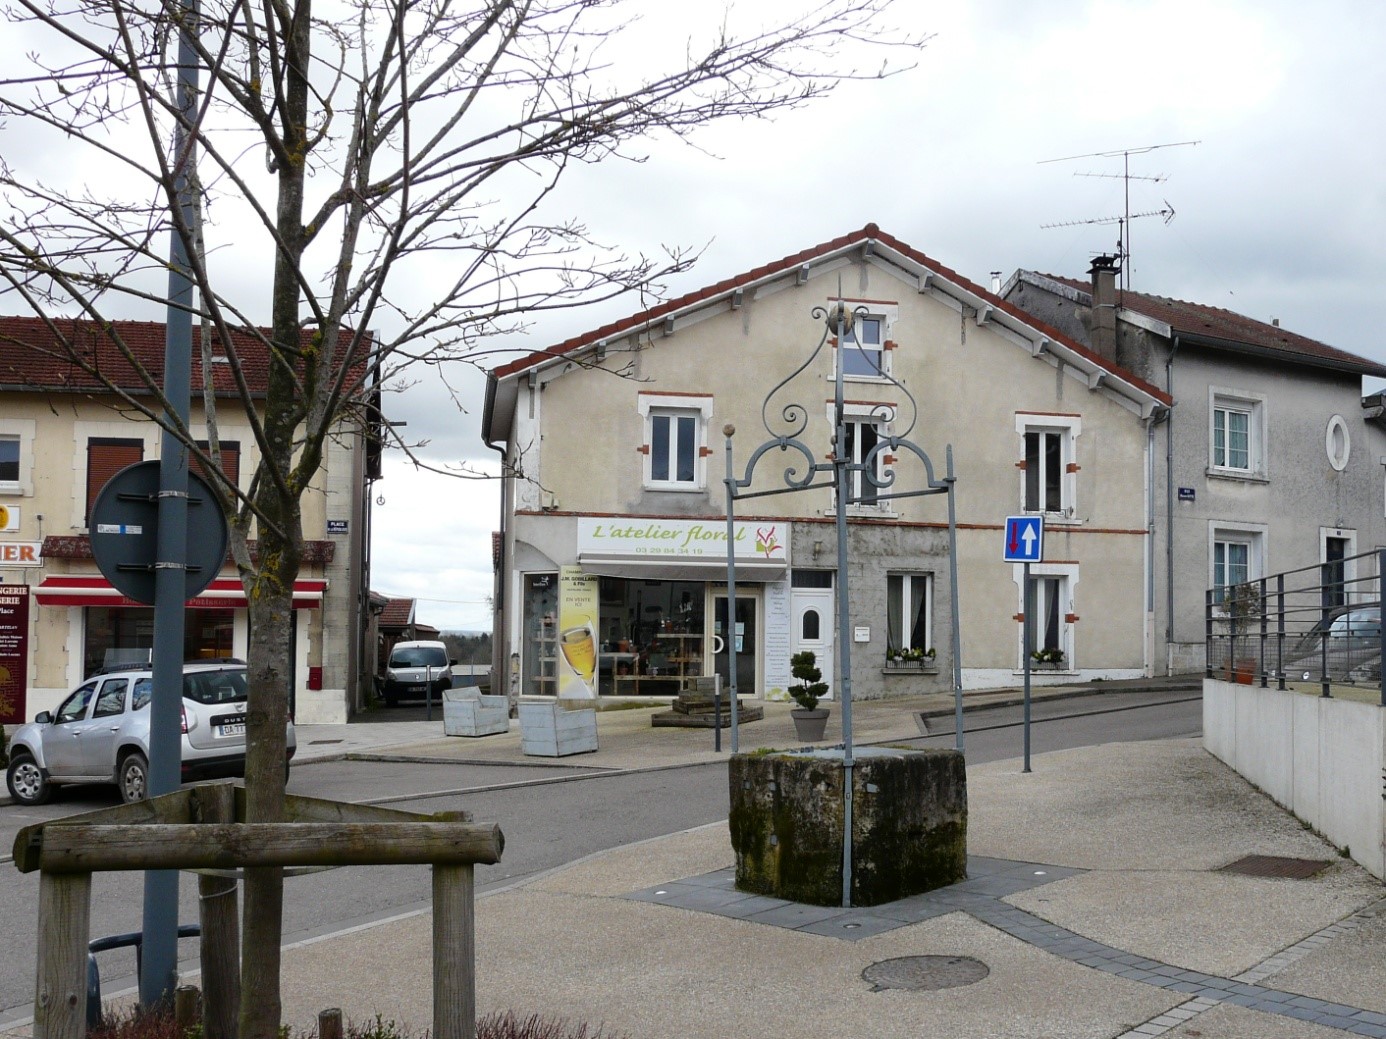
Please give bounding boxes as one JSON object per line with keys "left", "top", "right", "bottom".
{"left": 118, "top": 752, "right": 150, "bottom": 804}
{"left": 6, "top": 753, "right": 52, "bottom": 806}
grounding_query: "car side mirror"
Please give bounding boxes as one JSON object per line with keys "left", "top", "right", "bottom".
{"left": 34, "top": 711, "right": 51, "bottom": 724}
{"left": 450, "top": 658, "right": 459, "bottom": 666}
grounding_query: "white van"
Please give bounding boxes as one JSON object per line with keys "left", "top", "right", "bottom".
{"left": 381, "top": 640, "right": 455, "bottom": 706}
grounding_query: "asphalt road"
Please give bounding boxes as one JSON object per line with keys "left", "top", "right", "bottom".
{"left": 0, "top": 691, "right": 1201, "bottom": 1023}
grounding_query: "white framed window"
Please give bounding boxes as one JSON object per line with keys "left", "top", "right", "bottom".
{"left": 886, "top": 572, "right": 932, "bottom": 656}
{"left": 831, "top": 402, "right": 895, "bottom": 512}
{"left": 1015, "top": 413, "right": 1081, "bottom": 517}
{"left": 832, "top": 300, "right": 898, "bottom": 381}
{"left": 0, "top": 420, "right": 36, "bottom": 496}
{"left": 1209, "top": 522, "right": 1266, "bottom": 606}
{"left": 1208, "top": 387, "right": 1266, "bottom": 479}
{"left": 1014, "top": 562, "right": 1080, "bottom": 669}
{"left": 638, "top": 393, "right": 713, "bottom": 491}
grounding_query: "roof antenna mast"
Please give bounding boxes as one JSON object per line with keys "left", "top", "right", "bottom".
{"left": 1039, "top": 140, "right": 1199, "bottom": 291}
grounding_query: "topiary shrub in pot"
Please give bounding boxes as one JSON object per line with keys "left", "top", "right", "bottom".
{"left": 788, "top": 650, "right": 830, "bottom": 741}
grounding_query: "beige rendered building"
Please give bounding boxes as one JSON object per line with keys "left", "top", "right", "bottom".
{"left": 0, "top": 318, "right": 376, "bottom": 725}
{"left": 482, "top": 225, "right": 1171, "bottom": 704}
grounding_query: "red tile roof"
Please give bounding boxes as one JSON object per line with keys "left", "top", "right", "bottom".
{"left": 489, "top": 224, "right": 1171, "bottom": 405}
{"left": 0, "top": 316, "right": 371, "bottom": 394}
{"left": 1037, "top": 274, "right": 1386, "bottom": 378}
{"left": 378, "top": 598, "right": 416, "bottom": 628}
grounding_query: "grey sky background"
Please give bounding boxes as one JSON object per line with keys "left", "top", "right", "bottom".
{"left": 349, "top": 1, "right": 1386, "bottom": 630}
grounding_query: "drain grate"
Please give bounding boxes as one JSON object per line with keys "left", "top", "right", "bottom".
{"left": 863, "top": 955, "right": 989, "bottom": 992}
{"left": 309, "top": 739, "right": 345, "bottom": 745}
{"left": 1219, "top": 855, "right": 1332, "bottom": 880}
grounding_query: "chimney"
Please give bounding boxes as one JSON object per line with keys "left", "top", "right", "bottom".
{"left": 1088, "top": 254, "right": 1120, "bottom": 362}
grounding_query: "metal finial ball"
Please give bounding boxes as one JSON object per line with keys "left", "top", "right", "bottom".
{"left": 825, "top": 302, "right": 856, "bottom": 336}
{"left": 723, "top": 423, "right": 736, "bottom": 437}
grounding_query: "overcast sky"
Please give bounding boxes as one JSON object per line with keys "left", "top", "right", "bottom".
{"left": 370, "top": 0, "right": 1386, "bottom": 631}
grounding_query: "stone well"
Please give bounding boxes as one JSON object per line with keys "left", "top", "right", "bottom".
{"left": 728, "top": 746, "right": 967, "bottom": 907}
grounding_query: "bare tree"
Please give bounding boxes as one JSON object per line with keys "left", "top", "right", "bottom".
{"left": 0, "top": 0, "right": 922, "bottom": 1034}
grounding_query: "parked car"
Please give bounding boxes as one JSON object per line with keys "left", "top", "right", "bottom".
{"left": 5, "top": 659, "right": 296, "bottom": 806}
{"left": 1284, "top": 604, "right": 1382, "bottom": 682}
{"left": 379, "top": 640, "right": 456, "bottom": 706}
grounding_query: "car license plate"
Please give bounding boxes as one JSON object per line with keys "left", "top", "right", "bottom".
{"left": 408, "top": 685, "right": 426, "bottom": 692}
{"left": 214, "top": 714, "right": 246, "bottom": 738}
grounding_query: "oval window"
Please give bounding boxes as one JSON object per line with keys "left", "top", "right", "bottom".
{"left": 801, "top": 609, "right": 820, "bottom": 641}
{"left": 1326, "top": 415, "right": 1350, "bottom": 471}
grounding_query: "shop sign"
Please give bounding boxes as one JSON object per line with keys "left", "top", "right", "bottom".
{"left": 0, "top": 505, "right": 19, "bottom": 532}
{"left": 0, "top": 585, "right": 29, "bottom": 724}
{"left": 577, "top": 518, "right": 787, "bottom": 560}
{"left": 0, "top": 542, "right": 41, "bottom": 566}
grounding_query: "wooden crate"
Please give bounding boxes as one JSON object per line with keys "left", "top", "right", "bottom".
{"left": 518, "top": 701, "right": 598, "bottom": 757}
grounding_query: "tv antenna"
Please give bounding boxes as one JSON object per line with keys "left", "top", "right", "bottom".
{"left": 1039, "top": 140, "right": 1199, "bottom": 290}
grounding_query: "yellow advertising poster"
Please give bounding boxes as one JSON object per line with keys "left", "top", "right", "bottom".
{"left": 557, "top": 566, "right": 600, "bottom": 699}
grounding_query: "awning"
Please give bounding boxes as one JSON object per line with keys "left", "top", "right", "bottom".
{"left": 577, "top": 553, "right": 786, "bottom": 583}
{"left": 34, "top": 576, "right": 327, "bottom": 609}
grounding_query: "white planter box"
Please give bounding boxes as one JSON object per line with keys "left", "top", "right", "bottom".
{"left": 443, "top": 691, "right": 511, "bottom": 737}
{"left": 519, "top": 701, "right": 598, "bottom": 757}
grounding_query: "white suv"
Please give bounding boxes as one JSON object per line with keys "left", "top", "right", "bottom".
{"left": 5, "top": 659, "right": 296, "bottom": 805}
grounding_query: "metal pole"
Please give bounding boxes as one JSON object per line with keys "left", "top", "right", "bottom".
{"left": 832, "top": 304, "right": 855, "bottom": 910}
{"left": 1379, "top": 550, "right": 1385, "bottom": 708}
{"left": 945, "top": 446, "right": 963, "bottom": 752}
{"left": 143, "top": 0, "right": 199, "bottom": 1003}
{"left": 723, "top": 426, "right": 739, "bottom": 755}
{"left": 1022, "top": 562, "right": 1033, "bottom": 774}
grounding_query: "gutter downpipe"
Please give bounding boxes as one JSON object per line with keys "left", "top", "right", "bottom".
{"left": 1165, "top": 335, "right": 1181, "bottom": 674}
{"left": 482, "top": 372, "right": 509, "bottom": 699}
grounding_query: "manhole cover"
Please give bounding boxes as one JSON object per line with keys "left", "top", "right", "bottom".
{"left": 1219, "top": 855, "right": 1332, "bottom": 880}
{"left": 862, "top": 955, "right": 989, "bottom": 992}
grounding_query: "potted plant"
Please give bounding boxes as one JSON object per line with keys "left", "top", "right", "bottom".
{"left": 1224, "top": 581, "right": 1261, "bottom": 683}
{"left": 1031, "top": 646, "right": 1065, "bottom": 668}
{"left": 788, "top": 650, "right": 830, "bottom": 741}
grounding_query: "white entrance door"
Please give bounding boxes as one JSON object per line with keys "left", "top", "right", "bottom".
{"left": 790, "top": 584, "right": 835, "bottom": 701}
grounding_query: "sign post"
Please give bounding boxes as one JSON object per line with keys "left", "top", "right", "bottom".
{"left": 1003, "top": 516, "right": 1044, "bottom": 773}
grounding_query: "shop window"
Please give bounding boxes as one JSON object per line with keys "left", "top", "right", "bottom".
{"left": 84, "top": 606, "right": 235, "bottom": 676}
{"left": 86, "top": 437, "right": 144, "bottom": 525}
{"left": 522, "top": 573, "right": 559, "bottom": 697}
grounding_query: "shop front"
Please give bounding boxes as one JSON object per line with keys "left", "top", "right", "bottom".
{"left": 32, "top": 574, "right": 326, "bottom": 710}
{"left": 518, "top": 518, "right": 790, "bottom": 699}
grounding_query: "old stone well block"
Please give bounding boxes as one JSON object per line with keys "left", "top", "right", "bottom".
{"left": 728, "top": 746, "right": 966, "bottom": 907}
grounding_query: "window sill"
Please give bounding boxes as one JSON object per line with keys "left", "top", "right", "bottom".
{"left": 830, "top": 507, "right": 898, "bottom": 519}
{"left": 1014, "top": 665, "right": 1075, "bottom": 675}
{"left": 1205, "top": 467, "right": 1268, "bottom": 485}
{"left": 643, "top": 483, "right": 707, "bottom": 494}
{"left": 842, "top": 373, "right": 891, "bottom": 383}
{"left": 883, "top": 663, "right": 939, "bottom": 676}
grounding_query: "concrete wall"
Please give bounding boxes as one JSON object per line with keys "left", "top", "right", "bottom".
{"left": 1204, "top": 678, "right": 1385, "bottom": 879}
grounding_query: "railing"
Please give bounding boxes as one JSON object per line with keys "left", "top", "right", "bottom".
{"left": 1205, "top": 548, "right": 1386, "bottom": 704}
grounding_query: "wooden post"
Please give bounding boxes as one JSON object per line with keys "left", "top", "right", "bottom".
{"left": 319, "top": 1007, "right": 343, "bottom": 1039}
{"left": 33, "top": 872, "right": 91, "bottom": 1039}
{"left": 198, "top": 872, "right": 239, "bottom": 1039}
{"left": 193, "top": 784, "right": 240, "bottom": 1039}
{"left": 432, "top": 864, "right": 475, "bottom": 1039}
{"left": 174, "top": 985, "right": 200, "bottom": 1033}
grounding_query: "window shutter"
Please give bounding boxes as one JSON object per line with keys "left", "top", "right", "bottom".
{"left": 193, "top": 440, "right": 240, "bottom": 489}
{"left": 86, "top": 438, "right": 144, "bottom": 523}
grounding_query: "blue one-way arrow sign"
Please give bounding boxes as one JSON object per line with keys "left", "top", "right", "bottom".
{"left": 1003, "top": 515, "right": 1044, "bottom": 563}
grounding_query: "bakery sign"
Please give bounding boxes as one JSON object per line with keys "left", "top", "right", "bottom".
{"left": 0, "top": 542, "right": 41, "bottom": 567}
{"left": 577, "top": 518, "right": 786, "bottom": 560}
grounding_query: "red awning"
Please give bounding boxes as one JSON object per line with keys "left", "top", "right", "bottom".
{"left": 34, "top": 576, "right": 326, "bottom": 609}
